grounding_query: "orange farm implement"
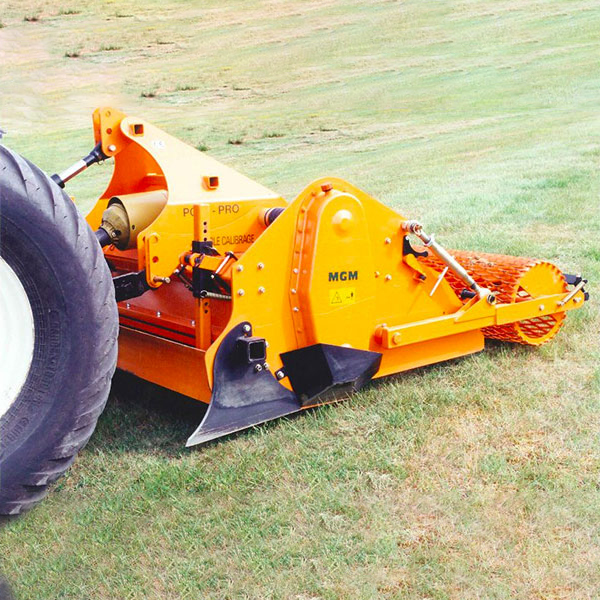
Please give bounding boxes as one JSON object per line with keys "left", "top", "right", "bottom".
{"left": 0, "top": 108, "right": 588, "bottom": 514}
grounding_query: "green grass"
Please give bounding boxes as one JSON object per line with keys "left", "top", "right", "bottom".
{"left": 1, "top": 0, "right": 600, "bottom": 598}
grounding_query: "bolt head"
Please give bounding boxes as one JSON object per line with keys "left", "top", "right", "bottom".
{"left": 276, "top": 370, "right": 285, "bottom": 380}
{"left": 293, "top": 307, "right": 300, "bottom": 312}
{"left": 237, "top": 289, "right": 245, "bottom": 296}
{"left": 384, "top": 237, "right": 391, "bottom": 245}
{"left": 242, "top": 324, "right": 251, "bottom": 333}
{"left": 321, "top": 182, "right": 333, "bottom": 192}
{"left": 258, "top": 286, "right": 265, "bottom": 294}
{"left": 254, "top": 364, "right": 263, "bottom": 372}
{"left": 236, "top": 265, "right": 244, "bottom": 272}
{"left": 291, "top": 288, "right": 297, "bottom": 294}
{"left": 257, "top": 262, "right": 264, "bottom": 270}
{"left": 385, "top": 274, "right": 392, "bottom": 281}
{"left": 153, "top": 275, "right": 171, "bottom": 284}
{"left": 108, "top": 144, "right": 117, "bottom": 152}
{"left": 539, "top": 304, "right": 545, "bottom": 311}
{"left": 332, "top": 209, "right": 353, "bottom": 234}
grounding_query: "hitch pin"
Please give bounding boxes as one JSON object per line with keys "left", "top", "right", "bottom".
{"left": 214, "top": 251, "right": 237, "bottom": 276}
{"left": 429, "top": 266, "right": 448, "bottom": 297}
{"left": 557, "top": 278, "right": 586, "bottom": 307}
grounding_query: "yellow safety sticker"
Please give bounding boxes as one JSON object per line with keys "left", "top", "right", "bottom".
{"left": 329, "top": 287, "right": 356, "bottom": 306}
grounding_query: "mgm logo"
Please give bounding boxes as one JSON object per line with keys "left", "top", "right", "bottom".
{"left": 328, "top": 270, "right": 358, "bottom": 282}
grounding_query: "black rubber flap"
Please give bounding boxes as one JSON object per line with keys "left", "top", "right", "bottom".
{"left": 280, "top": 344, "right": 382, "bottom": 407}
{"left": 186, "top": 322, "right": 301, "bottom": 446}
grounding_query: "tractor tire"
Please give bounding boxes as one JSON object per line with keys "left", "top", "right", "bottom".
{"left": 0, "top": 145, "right": 118, "bottom": 515}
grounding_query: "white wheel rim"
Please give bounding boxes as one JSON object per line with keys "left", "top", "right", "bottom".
{"left": 0, "top": 256, "right": 35, "bottom": 418}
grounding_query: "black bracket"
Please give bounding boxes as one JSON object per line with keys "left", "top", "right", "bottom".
{"left": 403, "top": 236, "right": 429, "bottom": 259}
{"left": 192, "top": 268, "right": 232, "bottom": 298}
{"left": 564, "top": 273, "right": 590, "bottom": 302}
{"left": 189, "top": 240, "right": 231, "bottom": 298}
{"left": 192, "top": 240, "right": 220, "bottom": 257}
{"left": 113, "top": 270, "right": 151, "bottom": 303}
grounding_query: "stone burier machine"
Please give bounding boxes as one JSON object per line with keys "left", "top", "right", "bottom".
{"left": 0, "top": 107, "right": 588, "bottom": 514}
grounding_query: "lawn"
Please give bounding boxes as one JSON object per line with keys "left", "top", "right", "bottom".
{"left": 1, "top": 0, "right": 599, "bottom": 598}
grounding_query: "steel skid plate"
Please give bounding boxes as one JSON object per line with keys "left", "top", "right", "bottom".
{"left": 186, "top": 322, "right": 301, "bottom": 446}
{"left": 280, "top": 344, "right": 382, "bottom": 407}
{"left": 186, "top": 324, "right": 384, "bottom": 446}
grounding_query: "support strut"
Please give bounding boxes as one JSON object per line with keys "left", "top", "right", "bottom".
{"left": 402, "top": 220, "right": 495, "bottom": 303}
{"left": 51, "top": 142, "right": 108, "bottom": 188}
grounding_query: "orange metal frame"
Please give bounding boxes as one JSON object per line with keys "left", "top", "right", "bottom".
{"left": 84, "top": 108, "right": 586, "bottom": 405}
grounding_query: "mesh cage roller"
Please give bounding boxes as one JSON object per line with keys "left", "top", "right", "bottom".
{"left": 419, "top": 249, "right": 567, "bottom": 346}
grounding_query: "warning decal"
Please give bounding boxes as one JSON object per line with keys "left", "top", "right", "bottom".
{"left": 329, "top": 287, "right": 356, "bottom": 306}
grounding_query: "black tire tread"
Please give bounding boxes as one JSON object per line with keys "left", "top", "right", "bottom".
{"left": 0, "top": 145, "right": 118, "bottom": 515}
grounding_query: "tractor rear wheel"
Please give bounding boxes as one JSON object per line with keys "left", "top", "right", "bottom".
{"left": 0, "top": 145, "right": 118, "bottom": 515}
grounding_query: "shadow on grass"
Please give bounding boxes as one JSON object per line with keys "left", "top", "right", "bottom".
{"left": 88, "top": 370, "right": 208, "bottom": 458}
{"left": 90, "top": 340, "right": 532, "bottom": 457}
{"left": 92, "top": 369, "right": 314, "bottom": 457}
{"left": 0, "top": 573, "right": 15, "bottom": 600}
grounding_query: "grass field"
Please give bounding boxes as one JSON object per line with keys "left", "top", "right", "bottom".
{"left": 1, "top": 0, "right": 600, "bottom": 598}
